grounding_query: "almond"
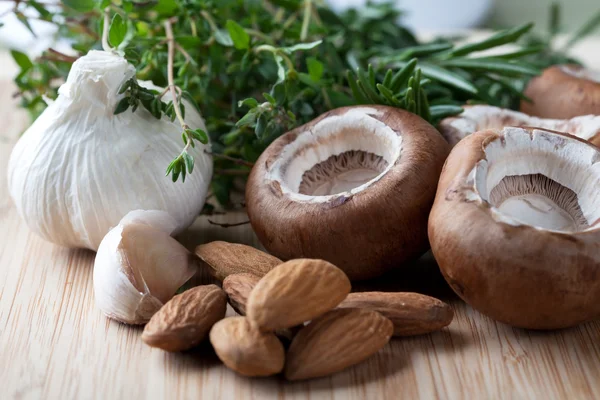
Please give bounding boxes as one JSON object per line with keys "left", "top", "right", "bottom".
{"left": 223, "top": 273, "right": 302, "bottom": 345}
{"left": 194, "top": 241, "right": 282, "bottom": 280}
{"left": 222, "top": 273, "right": 261, "bottom": 315}
{"left": 338, "top": 292, "right": 454, "bottom": 336}
{"left": 285, "top": 308, "right": 393, "bottom": 380}
{"left": 141, "top": 285, "right": 227, "bottom": 352}
{"left": 210, "top": 317, "right": 285, "bottom": 377}
{"left": 246, "top": 259, "right": 351, "bottom": 331}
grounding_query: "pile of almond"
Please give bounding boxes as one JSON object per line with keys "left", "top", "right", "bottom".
{"left": 141, "top": 241, "right": 454, "bottom": 381}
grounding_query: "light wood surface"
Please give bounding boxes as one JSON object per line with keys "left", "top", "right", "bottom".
{"left": 1, "top": 55, "right": 600, "bottom": 400}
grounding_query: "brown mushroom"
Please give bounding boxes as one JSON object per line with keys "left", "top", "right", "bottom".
{"left": 429, "top": 126, "right": 600, "bottom": 329}
{"left": 438, "top": 105, "right": 600, "bottom": 147}
{"left": 521, "top": 64, "right": 600, "bottom": 119}
{"left": 245, "top": 106, "right": 450, "bottom": 280}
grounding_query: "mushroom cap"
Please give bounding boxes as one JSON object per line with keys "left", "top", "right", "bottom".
{"left": 246, "top": 106, "right": 450, "bottom": 280}
{"left": 521, "top": 64, "right": 600, "bottom": 119}
{"left": 428, "top": 127, "right": 600, "bottom": 329}
{"left": 439, "top": 104, "right": 600, "bottom": 147}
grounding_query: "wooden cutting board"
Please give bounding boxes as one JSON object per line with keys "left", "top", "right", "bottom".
{"left": 0, "top": 52, "right": 599, "bottom": 400}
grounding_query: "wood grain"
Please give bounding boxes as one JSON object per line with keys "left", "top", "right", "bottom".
{"left": 1, "top": 54, "right": 600, "bottom": 400}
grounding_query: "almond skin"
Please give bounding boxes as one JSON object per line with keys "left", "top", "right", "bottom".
{"left": 285, "top": 308, "right": 393, "bottom": 381}
{"left": 142, "top": 285, "right": 227, "bottom": 352}
{"left": 338, "top": 292, "right": 454, "bottom": 336}
{"left": 210, "top": 317, "right": 285, "bottom": 377}
{"left": 222, "top": 273, "right": 261, "bottom": 315}
{"left": 194, "top": 241, "right": 282, "bottom": 280}
{"left": 246, "top": 259, "right": 351, "bottom": 331}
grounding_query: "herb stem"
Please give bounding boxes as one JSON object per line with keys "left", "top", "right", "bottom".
{"left": 200, "top": 10, "right": 218, "bottom": 32}
{"left": 205, "top": 151, "right": 255, "bottom": 167}
{"left": 47, "top": 48, "right": 78, "bottom": 62}
{"left": 101, "top": 7, "right": 112, "bottom": 52}
{"left": 246, "top": 28, "right": 274, "bottom": 44}
{"left": 214, "top": 168, "right": 251, "bottom": 176}
{"left": 254, "top": 45, "right": 295, "bottom": 71}
{"left": 207, "top": 219, "right": 251, "bottom": 228}
{"left": 175, "top": 43, "right": 193, "bottom": 63}
{"left": 190, "top": 17, "right": 197, "bottom": 36}
{"left": 164, "top": 18, "right": 190, "bottom": 150}
{"left": 300, "top": 0, "right": 312, "bottom": 41}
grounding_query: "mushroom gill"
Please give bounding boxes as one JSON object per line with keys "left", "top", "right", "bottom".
{"left": 298, "top": 151, "right": 389, "bottom": 196}
{"left": 471, "top": 127, "right": 600, "bottom": 233}
{"left": 488, "top": 174, "right": 587, "bottom": 232}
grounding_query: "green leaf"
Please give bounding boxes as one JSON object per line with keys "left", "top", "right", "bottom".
{"left": 271, "top": 82, "right": 286, "bottom": 106}
{"left": 108, "top": 14, "right": 127, "bottom": 48}
{"left": 382, "top": 69, "right": 393, "bottom": 88}
{"left": 306, "top": 57, "right": 324, "bottom": 81}
{"left": 172, "top": 161, "right": 181, "bottom": 182}
{"left": 255, "top": 113, "right": 267, "bottom": 138}
{"left": 236, "top": 111, "right": 257, "bottom": 127}
{"left": 444, "top": 23, "right": 534, "bottom": 57}
{"left": 150, "top": 98, "right": 162, "bottom": 119}
{"left": 214, "top": 29, "right": 234, "bottom": 47}
{"left": 282, "top": 40, "right": 322, "bottom": 54}
{"left": 226, "top": 20, "right": 250, "bottom": 50}
{"left": 347, "top": 71, "right": 369, "bottom": 104}
{"left": 429, "top": 105, "right": 464, "bottom": 120}
{"left": 357, "top": 68, "right": 381, "bottom": 103}
{"left": 114, "top": 97, "right": 130, "bottom": 115}
{"left": 176, "top": 36, "right": 202, "bottom": 47}
{"left": 15, "top": 12, "right": 36, "bottom": 37}
{"left": 390, "top": 58, "right": 418, "bottom": 92}
{"left": 192, "top": 128, "right": 209, "bottom": 144}
{"left": 439, "top": 58, "right": 540, "bottom": 76}
{"left": 154, "top": 0, "right": 178, "bottom": 15}
{"left": 376, "top": 83, "right": 398, "bottom": 105}
{"left": 378, "top": 43, "right": 453, "bottom": 64}
{"left": 417, "top": 62, "right": 478, "bottom": 94}
{"left": 183, "top": 151, "right": 194, "bottom": 174}
{"left": 490, "top": 46, "right": 546, "bottom": 60}
{"left": 29, "top": 1, "right": 52, "bottom": 18}
{"left": 263, "top": 92, "right": 276, "bottom": 105}
{"left": 61, "top": 0, "right": 99, "bottom": 12}
{"left": 10, "top": 50, "right": 33, "bottom": 72}
{"left": 238, "top": 98, "right": 259, "bottom": 109}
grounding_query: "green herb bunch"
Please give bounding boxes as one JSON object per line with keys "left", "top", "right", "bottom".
{"left": 5, "top": 0, "right": 599, "bottom": 205}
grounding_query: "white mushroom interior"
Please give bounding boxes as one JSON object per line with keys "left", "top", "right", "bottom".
{"left": 472, "top": 127, "right": 600, "bottom": 232}
{"left": 445, "top": 105, "right": 600, "bottom": 143}
{"left": 560, "top": 65, "right": 600, "bottom": 83}
{"left": 267, "top": 107, "right": 402, "bottom": 201}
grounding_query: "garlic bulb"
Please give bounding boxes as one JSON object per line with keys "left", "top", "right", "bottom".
{"left": 7, "top": 50, "right": 212, "bottom": 250}
{"left": 93, "top": 210, "right": 198, "bottom": 324}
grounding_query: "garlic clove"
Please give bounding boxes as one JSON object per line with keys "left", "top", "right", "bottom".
{"left": 93, "top": 210, "right": 197, "bottom": 324}
{"left": 118, "top": 209, "right": 180, "bottom": 235}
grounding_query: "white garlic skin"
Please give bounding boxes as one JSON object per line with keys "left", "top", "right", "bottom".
{"left": 7, "top": 50, "right": 212, "bottom": 250}
{"left": 93, "top": 210, "right": 197, "bottom": 324}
